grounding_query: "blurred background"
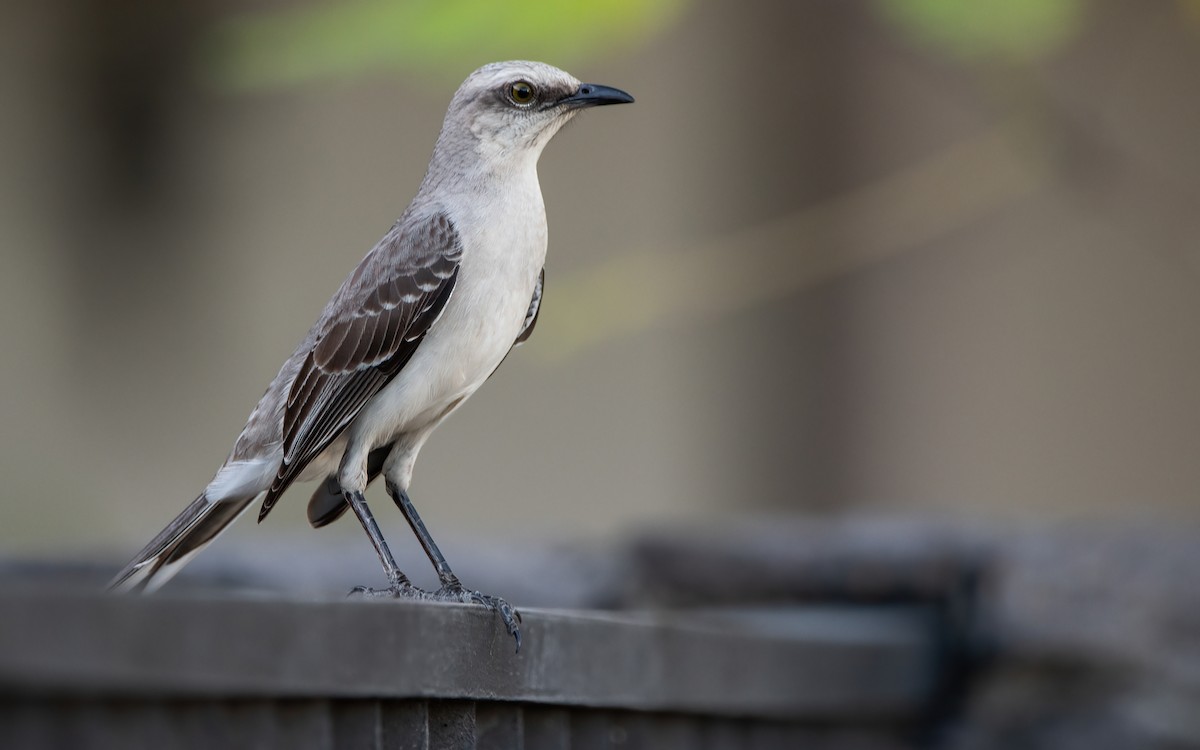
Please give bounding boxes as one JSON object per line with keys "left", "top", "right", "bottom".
{"left": 3, "top": 0, "right": 1198, "bottom": 551}
{"left": 3, "top": 0, "right": 1200, "bottom": 746}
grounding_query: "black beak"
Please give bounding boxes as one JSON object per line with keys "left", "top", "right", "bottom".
{"left": 561, "top": 83, "right": 635, "bottom": 108}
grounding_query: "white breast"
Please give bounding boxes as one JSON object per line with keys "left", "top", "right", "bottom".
{"left": 346, "top": 166, "right": 548, "bottom": 450}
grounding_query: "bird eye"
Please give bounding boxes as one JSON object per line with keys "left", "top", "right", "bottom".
{"left": 508, "top": 81, "right": 536, "bottom": 106}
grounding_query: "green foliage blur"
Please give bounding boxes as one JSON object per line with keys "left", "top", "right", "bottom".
{"left": 202, "top": 0, "right": 1200, "bottom": 92}
{"left": 206, "top": 0, "right": 688, "bottom": 90}
{"left": 875, "top": 0, "right": 1083, "bottom": 63}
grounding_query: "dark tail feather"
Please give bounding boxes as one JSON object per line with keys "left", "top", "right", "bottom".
{"left": 305, "top": 444, "right": 391, "bottom": 529}
{"left": 306, "top": 476, "right": 351, "bottom": 528}
{"left": 109, "top": 492, "right": 256, "bottom": 593}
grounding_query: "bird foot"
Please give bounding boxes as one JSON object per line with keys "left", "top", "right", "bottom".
{"left": 347, "top": 582, "right": 522, "bottom": 652}
{"left": 434, "top": 584, "right": 523, "bottom": 652}
{"left": 347, "top": 581, "right": 428, "bottom": 599}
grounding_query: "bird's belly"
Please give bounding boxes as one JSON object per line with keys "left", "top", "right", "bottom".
{"left": 348, "top": 245, "right": 541, "bottom": 451}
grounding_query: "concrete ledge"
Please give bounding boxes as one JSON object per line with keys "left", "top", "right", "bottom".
{"left": 0, "top": 591, "right": 936, "bottom": 721}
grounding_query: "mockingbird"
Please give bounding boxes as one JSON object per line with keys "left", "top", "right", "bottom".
{"left": 110, "top": 61, "right": 633, "bottom": 650}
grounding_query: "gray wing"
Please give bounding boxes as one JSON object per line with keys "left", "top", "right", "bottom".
{"left": 258, "top": 211, "right": 462, "bottom": 521}
{"left": 514, "top": 267, "right": 544, "bottom": 345}
{"left": 305, "top": 267, "right": 542, "bottom": 530}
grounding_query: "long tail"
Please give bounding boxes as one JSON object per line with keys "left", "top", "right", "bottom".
{"left": 109, "top": 492, "right": 258, "bottom": 593}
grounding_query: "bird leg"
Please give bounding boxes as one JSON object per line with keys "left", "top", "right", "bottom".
{"left": 386, "top": 481, "right": 522, "bottom": 651}
{"left": 385, "top": 481, "right": 460, "bottom": 588}
{"left": 343, "top": 490, "right": 422, "bottom": 596}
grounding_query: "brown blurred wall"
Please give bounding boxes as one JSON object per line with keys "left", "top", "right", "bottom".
{"left": 1, "top": 0, "right": 1198, "bottom": 555}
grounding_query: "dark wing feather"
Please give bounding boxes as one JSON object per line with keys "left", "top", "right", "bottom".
{"left": 515, "top": 267, "right": 544, "bottom": 345}
{"left": 481, "top": 268, "right": 544, "bottom": 385}
{"left": 258, "top": 211, "right": 462, "bottom": 521}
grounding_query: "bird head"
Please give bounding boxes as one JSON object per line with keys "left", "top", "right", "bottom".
{"left": 432, "top": 61, "right": 634, "bottom": 170}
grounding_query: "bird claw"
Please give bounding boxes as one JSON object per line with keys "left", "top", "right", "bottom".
{"left": 435, "top": 585, "right": 523, "bottom": 653}
{"left": 347, "top": 582, "right": 522, "bottom": 652}
{"left": 346, "top": 581, "right": 427, "bottom": 599}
